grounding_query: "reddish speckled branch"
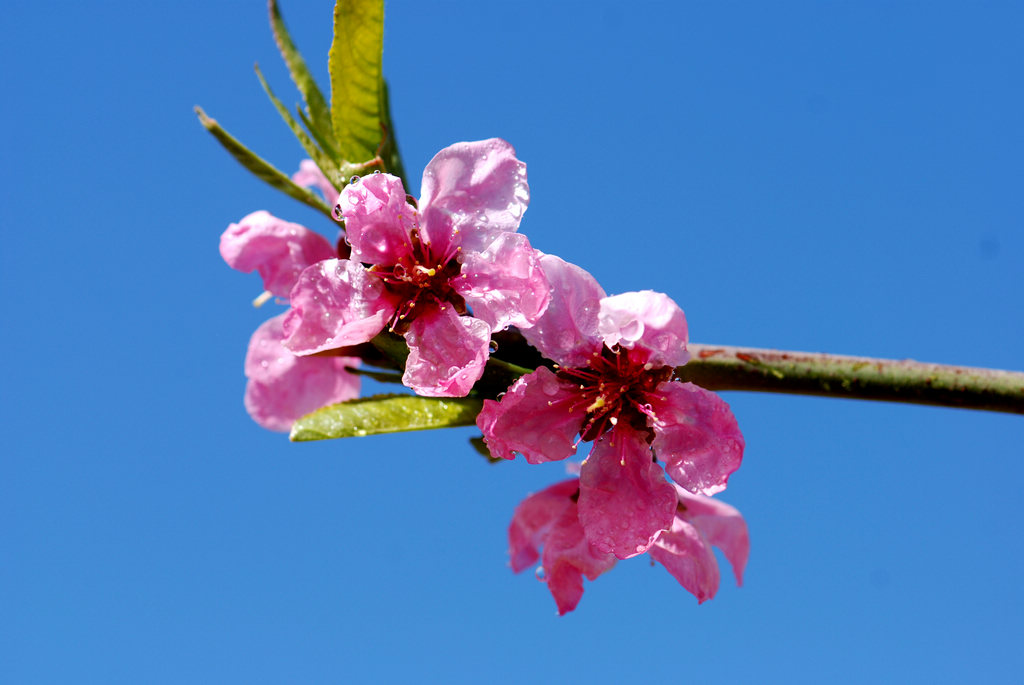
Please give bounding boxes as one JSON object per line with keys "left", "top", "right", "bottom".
{"left": 678, "top": 345, "right": 1024, "bottom": 415}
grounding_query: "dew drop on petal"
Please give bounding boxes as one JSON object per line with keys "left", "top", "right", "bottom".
{"left": 488, "top": 340, "right": 499, "bottom": 353}
{"left": 332, "top": 204, "right": 344, "bottom": 221}
{"left": 349, "top": 175, "right": 360, "bottom": 184}
{"left": 373, "top": 170, "right": 381, "bottom": 174}
{"left": 535, "top": 566, "right": 546, "bottom": 581}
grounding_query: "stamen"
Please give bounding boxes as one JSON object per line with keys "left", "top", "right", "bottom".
{"left": 252, "top": 290, "right": 273, "bottom": 308}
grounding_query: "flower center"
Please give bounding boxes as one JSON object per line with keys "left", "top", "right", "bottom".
{"left": 557, "top": 345, "right": 673, "bottom": 442}
{"left": 369, "top": 227, "right": 467, "bottom": 333}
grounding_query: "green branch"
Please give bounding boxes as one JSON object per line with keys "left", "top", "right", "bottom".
{"left": 678, "top": 344, "right": 1024, "bottom": 415}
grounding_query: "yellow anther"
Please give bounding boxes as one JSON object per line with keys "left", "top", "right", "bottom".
{"left": 586, "top": 396, "right": 606, "bottom": 413}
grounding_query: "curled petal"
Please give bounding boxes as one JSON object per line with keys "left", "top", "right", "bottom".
{"left": 577, "top": 425, "right": 677, "bottom": 560}
{"left": 403, "top": 306, "right": 490, "bottom": 397}
{"left": 456, "top": 232, "right": 550, "bottom": 331}
{"left": 648, "top": 381, "right": 744, "bottom": 496}
{"left": 676, "top": 487, "right": 750, "bottom": 586}
{"left": 220, "top": 210, "right": 337, "bottom": 297}
{"left": 649, "top": 516, "right": 720, "bottom": 603}
{"left": 282, "top": 259, "right": 396, "bottom": 355}
{"left": 337, "top": 173, "right": 417, "bottom": 266}
{"left": 520, "top": 255, "right": 606, "bottom": 367}
{"left": 243, "top": 314, "right": 360, "bottom": 432}
{"left": 598, "top": 291, "right": 689, "bottom": 367}
{"left": 476, "top": 367, "right": 586, "bottom": 464}
{"left": 508, "top": 479, "right": 580, "bottom": 573}
{"left": 292, "top": 159, "right": 339, "bottom": 205}
{"left": 419, "top": 138, "right": 529, "bottom": 252}
{"left": 541, "top": 501, "right": 616, "bottom": 615}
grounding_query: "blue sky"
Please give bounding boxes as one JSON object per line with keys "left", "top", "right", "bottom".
{"left": 3, "top": 1, "right": 1022, "bottom": 683}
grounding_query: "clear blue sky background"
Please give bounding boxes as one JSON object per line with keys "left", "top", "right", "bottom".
{"left": 3, "top": 1, "right": 1022, "bottom": 683}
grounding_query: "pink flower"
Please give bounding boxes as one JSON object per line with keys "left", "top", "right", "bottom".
{"left": 221, "top": 209, "right": 360, "bottom": 431}
{"left": 281, "top": 139, "right": 550, "bottom": 397}
{"left": 478, "top": 255, "right": 744, "bottom": 560}
{"left": 510, "top": 478, "right": 748, "bottom": 614}
{"left": 292, "top": 159, "right": 339, "bottom": 206}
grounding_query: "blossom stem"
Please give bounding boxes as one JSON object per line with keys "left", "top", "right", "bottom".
{"left": 679, "top": 344, "right": 1024, "bottom": 415}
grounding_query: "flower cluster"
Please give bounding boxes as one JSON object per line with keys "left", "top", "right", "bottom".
{"left": 219, "top": 139, "right": 748, "bottom": 613}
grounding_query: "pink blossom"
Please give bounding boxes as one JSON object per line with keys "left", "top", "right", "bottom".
{"left": 244, "top": 314, "right": 360, "bottom": 431}
{"left": 292, "top": 159, "right": 339, "bottom": 206}
{"left": 510, "top": 478, "right": 748, "bottom": 614}
{"left": 478, "top": 255, "right": 744, "bottom": 560}
{"left": 221, "top": 207, "right": 360, "bottom": 430}
{"left": 282, "top": 139, "right": 550, "bottom": 397}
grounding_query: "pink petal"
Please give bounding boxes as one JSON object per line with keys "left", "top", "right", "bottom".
{"left": 418, "top": 139, "right": 529, "bottom": 253}
{"left": 648, "top": 516, "right": 720, "bottom": 603}
{"left": 647, "top": 381, "right": 744, "bottom": 496}
{"left": 508, "top": 479, "right": 580, "bottom": 573}
{"left": 676, "top": 487, "right": 750, "bottom": 586}
{"left": 282, "top": 259, "right": 397, "bottom": 355}
{"left": 335, "top": 173, "right": 418, "bottom": 266}
{"left": 220, "top": 210, "right": 337, "bottom": 297}
{"left": 476, "top": 367, "right": 587, "bottom": 464}
{"left": 542, "top": 503, "right": 616, "bottom": 615}
{"left": 292, "top": 159, "right": 339, "bottom": 205}
{"left": 597, "top": 291, "right": 689, "bottom": 367}
{"left": 520, "top": 254, "right": 606, "bottom": 367}
{"left": 455, "top": 232, "right": 550, "bottom": 331}
{"left": 243, "top": 314, "right": 361, "bottom": 432}
{"left": 577, "top": 425, "right": 677, "bottom": 560}
{"left": 403, "top": 306, "right": 491, "bottom": 397}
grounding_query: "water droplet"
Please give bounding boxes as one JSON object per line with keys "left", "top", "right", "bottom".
{"left": 534, "top": 566, "right": 546, "bottom": 581}
{"left": 349, "top": 175, "right": 361, "bottom": 184}
{"left": 332, "top": 204, "right": 344, "bottom": 220}
{"left": 373, "top": 169, "right": 381, "bottom": 174}
{"left": 496, "top": 392, "right": 506, "bottom": 400}
{"left": 488, "top": 340, "right": 499, "bottom": 353}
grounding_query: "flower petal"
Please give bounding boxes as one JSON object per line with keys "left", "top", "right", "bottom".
{"left": 243, "top": 314, "right": 361, "bottom": 432}
{"left": 577, "top": 425, "right": 677, "bottom": 560}
{"left": 676, "top": 487, "right": 750, "bottom": 586}
{"left": 520, "top": 254, "right": 606, "bottom": 367}
{"left": 403, "top": 306, "right": 490, "bottom": 397}
{"left": 282, "top": 259, "right": 396, "bottom": 354}
{"left": 336, "top": 173, "right": 417, "bottom": 266}
{"left": 542, "top": 501, "right": 616, "bottom": 615}
{"left": 649, "top": 515, "right": 720, "bottom": 603}
{"left": 456, "top": 232, "right": 550, "bottom": 331}
{"left": 418, "top": 138, "right": 529, "bottom": 252}
{"left": 292, "top": 159, "right": 339, "bottom": 205}
{"left": 648, "top": 381, "right": 744, "bottom": 496}
{"left": 598, "top": 290, "right": 689, "bottom": 367}
{"left": 476, "top": 367, "right": 586, "bottom": 464}
{"left": 508, "top": 479, "right": 579, "bottom": 573}
{"left": 220, "top": 210, "right": 337, "bottom": 297}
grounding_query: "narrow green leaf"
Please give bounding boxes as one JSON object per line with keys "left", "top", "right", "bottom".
{"left": 195, "top": 106, "right": 334, "bottom": 220}
{"left": 268, "top": 0, "right": 338, "bottom": 151}
{"left": 329, "top": 0, "right": 384, "bottom": 164}
{"left": 254, "top": 63, "right": 345, "bottom": 190}
{"left": 290, "top": 394, "right": 483, "bottom": 441}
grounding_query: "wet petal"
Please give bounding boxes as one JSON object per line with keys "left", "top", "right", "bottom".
{"left": 520, "top": 254, "right": 606, "bottom": 367}
{"left": 220, "top": 210, "right": 337, "bottom": 297}
{"left": 243, "top": 314, "right": 361, "bottom": 432}
{"left": 648, "top": 381, "right": 744, "bottom": 496}
{"left": 649, "top": 515, "right": 720, "bottom": 603}
{"left": 476, "top": 367, "right": 586, "bottom": 464}
{"left": 598, "top": 290, "right": 689, "bottom": 367}
{"left": 542, "top": 501, "right": 616, "bottom": 615}
{"left": 508, "top": 479, "right": 579, "bottom": 573}
{"left": 676, "top": 487, "right": 750, "bottom": 586}
{"left": 577, "top": 425, "right": 677, "bottom": 560}
{"left": 456, "top": 232, "right": 550, "bottom": 331}
{"left": 336, "top": 173, "right": 417, "bottom": 266}
{"left": 282, "top": 259, "right": 396, "bottom": 354}
{"left": 403, "top": 307, "right": 490, "bottom": 397}
{"left": 292, "top": 159, "right": 339, "bottom": 205}
{"left": 419, "top": 138, "right": 529, "bottom": 253}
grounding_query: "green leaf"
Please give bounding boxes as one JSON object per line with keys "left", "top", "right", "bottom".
{"left": 328, "top": 0, "right": 384, "bottom": 164}
{"left": 268, "top": 0, "right": 338, "bottom": 152}
{"left": 290, "top": 394, "right": 483, "bottom": 441}
{"left": 253, "top": 63, "right": 345, "bottom": 190}
{"left": 194, "top": 106, "right": 334, "bottom": 220}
